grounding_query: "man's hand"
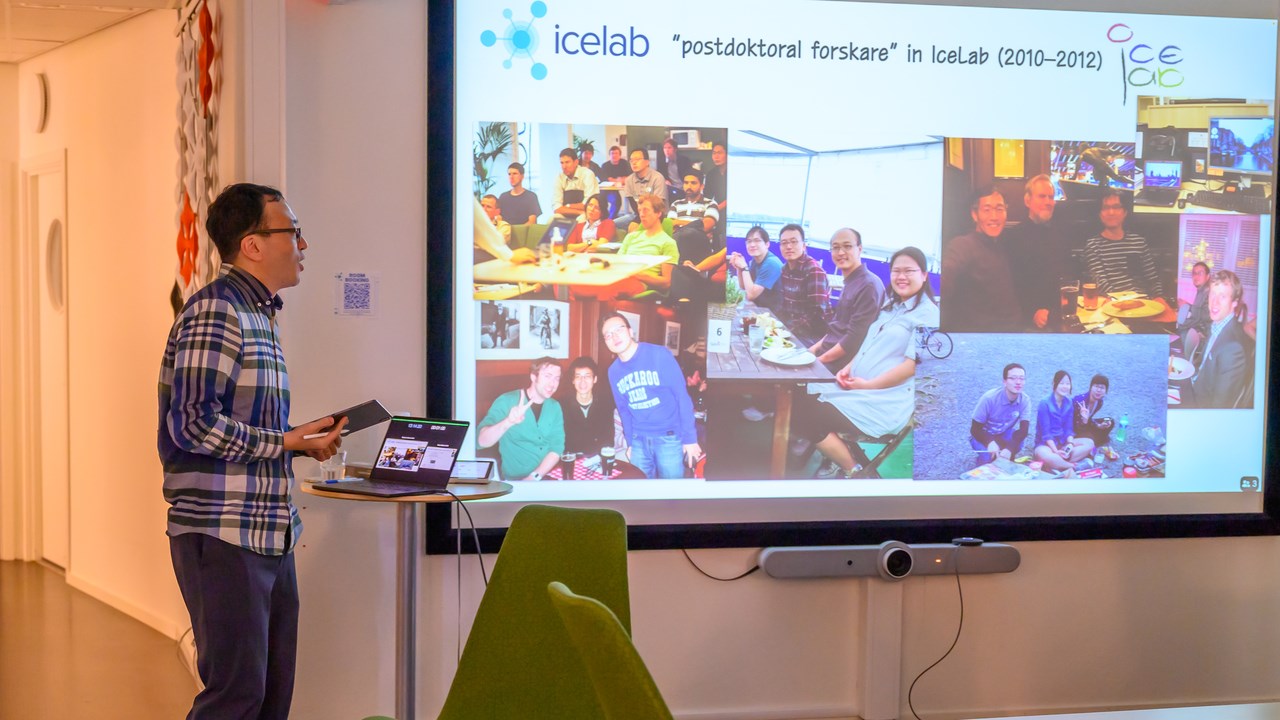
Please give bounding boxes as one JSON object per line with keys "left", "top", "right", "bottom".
{"left": 505, "top": 394, "right": 533, "bottom": 426}
{"left": 1034, "top": 308, "right": 1049, "bottom": 328}
{"left": 683, "top": 443, "right": 703, "bottom": 468}
{"left": 998, "top": 448, "right": 1012, "bottom": 460}
{"left": 728, "top": 252, "right": 747, "bottom": 271}
{"left": 284, "top": 416, "right": 348, "bottom": 461}
{"left": 510, "top": 247, "right": 537, "bottom": 264}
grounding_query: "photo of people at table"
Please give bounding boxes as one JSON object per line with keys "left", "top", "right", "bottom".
{"left": 471, "top": 121, "right": 728, "bottom": 305}
{"left": 939, "top": 137, "right": 1179, "bottom": 334}
{"left": 913, "top": 334, "right": 1168, "bottom": 481}
{"left": 1167, "top": 213, "right": 1263, "bottom": 409}
{"left": 701, "top": 130, "right": 944, "bottom": 480}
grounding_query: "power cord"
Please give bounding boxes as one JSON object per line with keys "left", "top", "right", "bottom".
{"left": 681, "top": 548, "right": 760, "bottom": 581}
{"left": 906, "top": 546, "right": 966, "bottom": 720}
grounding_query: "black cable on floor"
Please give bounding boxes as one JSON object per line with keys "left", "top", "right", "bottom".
{"left": 681, "top": 548, "right": 760, "bottom": 581}
{"left": 907, "top": 547, "right": 965, "bottom": 720}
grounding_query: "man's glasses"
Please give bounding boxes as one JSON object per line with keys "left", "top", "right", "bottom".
{"left": 251, "top": 227, "right": 304, "bottom": 241}
{"left": 779, "top": 240, "right": 805, "bottom": 248}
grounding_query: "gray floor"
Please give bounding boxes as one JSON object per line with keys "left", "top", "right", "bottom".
{"left": 0, "top": 560, "right": 195, "bottom": 719}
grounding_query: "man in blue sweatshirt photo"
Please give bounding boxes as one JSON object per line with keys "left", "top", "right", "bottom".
{"left": 601, "top": 312, "right": 701, "bottom": 478}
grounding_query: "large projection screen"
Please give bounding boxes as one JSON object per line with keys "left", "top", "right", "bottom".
{"left": 427, "top": 0, "right": 1280, "bottom": 551}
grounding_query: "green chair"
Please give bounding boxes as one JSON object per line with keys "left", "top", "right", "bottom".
{"left": 547, "top": 581, "right": 674, "bottom": 720}
{"left": 436, "top": 504, "right": 630, "bottom": 719}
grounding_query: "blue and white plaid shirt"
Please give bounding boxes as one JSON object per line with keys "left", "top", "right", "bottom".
{"left": 158, "top": 265, "right": 300, "bottom": 555}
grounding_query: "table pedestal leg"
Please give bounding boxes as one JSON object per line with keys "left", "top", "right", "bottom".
{"left": 395, "top": 502, "right": 421, "bottom": 720}
{"left": 771, "top": 385, "right": 793, "bottom": 478}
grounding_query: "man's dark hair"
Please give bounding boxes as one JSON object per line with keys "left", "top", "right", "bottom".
{"left": 578, "top": 142, "right": 595, "bottom": 154}
{"left": 662, "top": 137, "right": 677, "bottom": 151}
{"left": 1003, "top": 362, "right": 1025, "bottom": 380}
{"left": 481, "top": 194, "right": 499, "bottom": 204}
{"left": 206, "top": 183, "right": 283, "bottom": 262}
{"left": 683, "top": 170, "right": 705, "bottom": 185}
{"left": 779, "top": 223, "right": 805, "bottom": 241}
{"left": 1090, "top": 374, "right": 1110, "bottom": 391}
{"left": 609, "top": 145, "right": 621, "bottom": 153}
{"left": 559, "top": 147, "right": 577, "bottom": 161}
{"left": 599, "top": 310, "right": 631, "bottom": 334}
{"left": 1099, "top": 189, "right": 1129, "bottom": 213}
{"left": 569, "top": 356, "right": 598, "bottom": 376}
{"left": 969, "top": 185, "right": 1003, "bottom": 212}
{"left": 1193, "top": 261, "right": 1210, "bottom": 275}
{"left": 508, "top": 161, "right": 526, "bottom": 174}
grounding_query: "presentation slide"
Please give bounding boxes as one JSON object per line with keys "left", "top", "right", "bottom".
{"left": 451, "top": 0, "right": 1276, "bottom": 524}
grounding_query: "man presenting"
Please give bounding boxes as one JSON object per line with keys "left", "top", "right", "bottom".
{"left": 478, "top": 358, "right": 566, "bottom": 480}
{"left": 969, "top": 363, "right": 1032, "bottom": 465}
{"left": 602, "top": 312, "right": 700, "bottom": 478}
{"left": 159, "top": 183, "right": 345, "bottom": 719}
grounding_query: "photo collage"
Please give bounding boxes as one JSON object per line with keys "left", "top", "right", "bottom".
{"left": 468, "top": 102, "right": 1270, "bottom": 483}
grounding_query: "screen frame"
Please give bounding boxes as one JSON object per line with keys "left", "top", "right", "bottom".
{"left": 424, "top": 0, "right": 1280, "bottom": 555}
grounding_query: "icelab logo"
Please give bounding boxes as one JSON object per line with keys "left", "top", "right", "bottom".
{"left": 481, "top": 1, "right": 551, "bottom": 80}
{"left": 481, "top": 2, "right": 650, "bottom": 81}
{"left": 1107, "top": 23, "right": 1185, "bottom": 104}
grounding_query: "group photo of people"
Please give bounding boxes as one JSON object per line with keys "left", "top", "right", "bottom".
{"left": 913, "top": 334, "right": 1169, "bottom": 481}
{"left": 466, "top": 105, "right": 1268, "bottom": 482}
{"left": 701, "top": 130, "right": 944, "bottom": 480}
{"left": 470, "top": 121, "right": 727, "bottom": 480}
{"left": 939, "top": 136, "right": 1180, "bottom": 334}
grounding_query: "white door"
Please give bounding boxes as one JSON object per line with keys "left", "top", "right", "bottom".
{"left": 34, "top": 164, "right": 69, "bottom": 569}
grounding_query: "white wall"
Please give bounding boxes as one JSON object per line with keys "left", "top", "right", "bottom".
{"left": 15, "top": 11, "right": 188, "bottom": 635}
{"left": 0, "top": 64, "right": 19, "bottom": 558}
{"left": 277, "top": 3, "right": 1280, "bottom": 720}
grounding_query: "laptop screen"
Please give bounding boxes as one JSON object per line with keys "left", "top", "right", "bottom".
{"left": 369, "top": 417, "right": 469, "bottom": 486}
{"left": 1144, "top": 160, "right": 1183, "bottom": 189}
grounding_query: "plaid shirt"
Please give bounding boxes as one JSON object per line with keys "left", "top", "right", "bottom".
{"left": 158, "top": 265, "right": 299, "bottom": 555}
{"left": 778, "top": 255, "right": 833, "bottom": 342}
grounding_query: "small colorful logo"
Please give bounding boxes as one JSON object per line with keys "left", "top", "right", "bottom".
{"left": 481, "top": 2, "right": 550, "bottom": 80}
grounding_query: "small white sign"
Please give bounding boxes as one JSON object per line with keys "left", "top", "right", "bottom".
{"left": 334, "top": 272, "right": 379, "bottom": 317}
{"left": 707, "top": 318, "right": 731, "bottom": 353}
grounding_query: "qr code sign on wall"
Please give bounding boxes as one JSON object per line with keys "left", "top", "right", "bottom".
{"left": 333, "top": 272, "right": 379, "bottom": 316}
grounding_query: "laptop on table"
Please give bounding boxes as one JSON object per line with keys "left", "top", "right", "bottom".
{"left": 1135, "top": 160, "right": 1182, "bottom": 207}
{"left": 316, "top": 417, "right": 470, "bottom": 498}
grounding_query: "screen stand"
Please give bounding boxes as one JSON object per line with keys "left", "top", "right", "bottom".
{"left": 860, "top": 579, "right": 904, "bottom": 720}
{"left": 396, "top": 503, "right": 420, "bottom": 720}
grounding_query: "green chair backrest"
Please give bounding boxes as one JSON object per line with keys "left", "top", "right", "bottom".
{"left": 547, "top": 582, "right": 674, "bottom": 720}
{"left": 438, "top": 505, "right": 630, "bottom": 720}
